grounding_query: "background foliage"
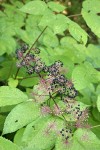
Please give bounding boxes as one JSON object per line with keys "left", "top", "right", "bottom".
{"left": 0, "top": 0, "right": 100, "bottom": 150}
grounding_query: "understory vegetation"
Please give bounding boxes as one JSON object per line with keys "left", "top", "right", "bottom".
{"left": 0, "top": 0, "right": 100, "bottom": 150}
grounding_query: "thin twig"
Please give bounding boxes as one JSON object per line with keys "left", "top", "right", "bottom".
{"left": 89, "top": 124, "right": 100, "bottom": 129}
{"left": 49, "top": 92, "right": 59, "bottom": 109}
{"left": 68, "top": 13, "right": 82, "bottom": 18}
{"left": 14, "top": 26, "right": 47, "bottom": 79}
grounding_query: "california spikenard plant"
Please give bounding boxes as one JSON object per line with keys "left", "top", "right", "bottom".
{"left": 14, "top": 28, "right": 89, "bottom": 148}
{"left": 0, "top": 0, "right": 100, "bottom": 150}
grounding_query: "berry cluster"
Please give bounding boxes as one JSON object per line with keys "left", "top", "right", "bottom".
{"left": 16, "top": 44, "right": 47, "bottom": 75}
{"left": 60, "top": 128, "right": 73, "bottom": 141}
{"left": 16, "top": 43, "right": 77, "bottom": 100}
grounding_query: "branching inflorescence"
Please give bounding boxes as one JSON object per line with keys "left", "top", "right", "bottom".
{"left": 15, "top": 27, "right": 89, "bottom": 142}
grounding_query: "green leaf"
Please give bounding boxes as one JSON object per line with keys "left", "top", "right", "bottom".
{"left": 0, "top": 60, "right": 26, "bottom": 81}
{"left": 74, "top": 128, "right": 100, "bottom": 150}
{"left": 20, "top": 1, "right": 47, "bottom": 15}
{"left": 66, "top": 17, "right": 88, "bottom": 45}
{"left": 96, "top": 85, "right": 100, "bottom": 95}
{"left": 43, "top": 33, "right": 59, "bottom": 47}
{"left": 48, "top": 2, "right": 66, "bottom": 12}
{"left": 52, "top": 14, "right": 68, "bottom": 34}
{"left": 22, "top": 116, "right": 51, "bottom": 144}
{"left": 72, "top": 63, "right": 100, "bottom": 90}
{"left": 0, "top": 86, "right": 28, "bottom": 107}
{"left": 24, "top": 117, "right": 64, "bottom": 150}
{"left": 55, "top": 136, "right": 83, "bottom": 150}
{"left": 0, "top": 136, "right": 21, "bottom": 150}
{"left": 8, "top": 78, "right": 18, "bottom": 88}
{"left": 3, "top": 101, "right": 40, "bottom": 134}
{"left": 14, "top": 128, "right": 25, "bottom": 146}
{"left": 97, "top": 95, "right": 100, "bottom": 112}
{"left": 82, "top": 0, "right": 100, "bottom": 38}
{"left": 39, "top": 9, "right": 56, "bottom": 27}
{"left": 86, "top": 44, "right": 100, "bottom": 68}
{"left": 72, "top": 65, "right": 90, "bottom": 90}
{"left": 0, "top": 105, "right": 15, "bottom": 113}
{"left": 0, "top": 115, "right": 6, "bottom": 131}
{"left": 0, "top": 36, "right": 16, "bottom": 55}
{"left": 56, "top": 129, "right": 100, "bottom": 150}
{"left": 92, "top": 107, "right": 100, "bottom": 121}
{"left": 88, "top": 115, "right": 100, "bottom": 139}
{"left": 19, "top": 76, "right": 39, "bottom": 87}
{"left": 60, "top": 37, "right": 87, "bottom": 63}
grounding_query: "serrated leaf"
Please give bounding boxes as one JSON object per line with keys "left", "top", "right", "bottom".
{"left": 82, "top": 0, "right": 100, "bottom": 38}
{"left": 48, "top": 2, "right": 66, "bottom": 12}
{"left": 0, "top": 86, "right": 28, "bottom": 107}
{"left": 24, "top": 117, "right": 64, "bottom": 150}
{"left": 0, "top": 136, "right": 21, "bottom": 150}
{"left": 66, "top": 17, "right": 88, "bottom": 45}
{"left": 3, "top": 101, "right": 40, "bottom": 134}
{"left": 20, "top": 1, "right": 47, "bottom": 15}
{"left": 97, "top": 95, "right": 100, "bottom": 112}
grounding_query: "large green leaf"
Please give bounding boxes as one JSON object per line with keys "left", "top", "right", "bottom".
{"left": 23, "top": 116, "right": 64, "bottom": 150}
{"left": 3, "top": 101, "right": 40, "bottom": 134}
{"left": 20, "top": 1, "right": 47, "bottom": 15}
{"left": 0, "top": 86, "right": 28, "bottom": 107}
{"left": 0, "top": 136, "right": 21, "bottom": 150}
{"left": 82, "top": 0, "right": 100, "bottom": 38}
